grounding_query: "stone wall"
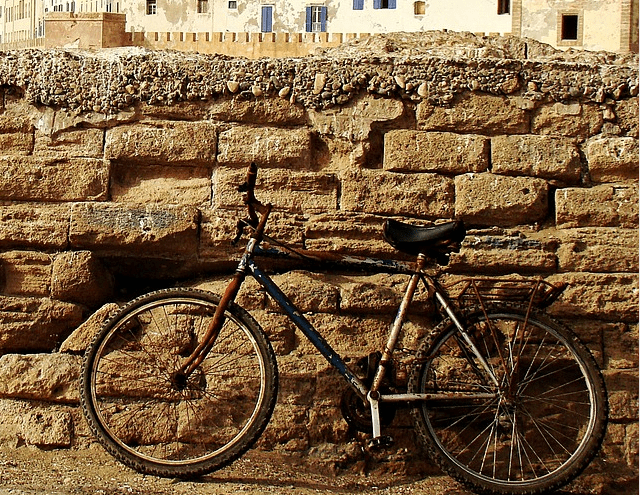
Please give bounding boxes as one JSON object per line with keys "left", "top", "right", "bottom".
{"left": 0, "top": 34, "right": 637, "bottom": 486}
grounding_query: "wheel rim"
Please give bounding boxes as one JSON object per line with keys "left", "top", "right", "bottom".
{"left": 417, "top": 312, "right": 600, "bottom": 486}
{"left": 87, "top": 297, "right": 269, "bottom": 467}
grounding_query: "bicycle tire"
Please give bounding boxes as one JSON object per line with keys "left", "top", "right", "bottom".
{"left": 80, "top": 288, "right": 278, "bottom": 479}
{"left": 408, "top": 303, "right": 608, "bottom": 495}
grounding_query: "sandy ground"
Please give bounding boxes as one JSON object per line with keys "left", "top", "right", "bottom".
{"left": 0, "top": 443, "right": 630, "bottom": 495}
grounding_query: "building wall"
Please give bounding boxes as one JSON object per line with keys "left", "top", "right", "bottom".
{"left": 518, "top": 0, "right": 634, "bottom": 52}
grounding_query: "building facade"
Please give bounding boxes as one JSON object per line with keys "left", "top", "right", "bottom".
{"left": 0, "top": 0, "right": 638, "bottom": 53}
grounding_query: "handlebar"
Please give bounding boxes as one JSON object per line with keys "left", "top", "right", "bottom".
{"left": 232, "top": 163, "right": 272, "bottom": 245}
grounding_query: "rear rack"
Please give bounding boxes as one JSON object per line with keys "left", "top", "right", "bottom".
{"left": 447, "top": 278, "right": 567, "bottom": 310}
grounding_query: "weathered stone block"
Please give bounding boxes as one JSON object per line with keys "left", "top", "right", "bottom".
{"left": 197, "top": 210, "right": 246, "bottom": 262}
{"left": 0, "top": 132, "right": 33, "bottom": 155}
{"left": 104, "top": 121, "right": 217, "bottom": 164}
{"left": 215, "top": 167, "right": 338, "bottom": 213}
{"left": 0, "top": 353, "right": 81, "bottom": 403}
{"left": 303, "top": 212, "right": 394, "bottom": 256}
{"left": 555, "top": 184, "right": 638, "bottom": 228}
{"left": 0, "top": 204, "right": 71, "bottom": 249}
{"left": 547, "top": 272, "right": 639, "bottom": 323}
{"left": 341, "top": 169, "right": 454, "bottom": 218}
{"left": 604, "top": 323, "right": 638, "bottom": 370}
{"left": 554, "top": 228, "right": 638, "bottom": 273}
{"left": 34, "top": 128, "right": 104, "bottom": 158}
{"left": 217, "top": 127, "right": 312, "bottom": 167}
{"left": 22, "top": 409, "right": 73, "bottom": 448}
{"left": 70, "top": 203, "right": 199, "bottom": 255}
{"left": 603, "top": 369, "right": 639, "bottom": 421}
{"left": 453, "top": 233, "right": 557, "bottom": 273}
{"left": 455, "top": 173, "right": 549, "bottom": 226}
{"left": 268, "top": 271, "right": 339, "bottom": 314}
{"left": 0, "top": 251, "right": 52, "bottom": 297}
{"left": 209, "top": 97, "right": 307, "bottom": 125}
{"left": 0, "top": 157, "right": 109, "bottom": 201}
{"left": 0, "top": 297, "right": 83, "bottom": 353}
{"left": 383, "top": 130, "right": 489, "bottom": 174}
{"left": 59, "top": 302, "right": 120, "bottom": 354}
{"left": 491, "top": 135, "right": 582, "bottom": 183}
{"left": 417, "top": 93, "right": 529, "bottom": 134}
{"left": 51, "top": 251, "right": 114, "bottom": 308}
{"left": 309, "top": 96, "right": 405, "bottom": 141}
{"left": 614, "top": 97, "right": 639, "bottom": 137}
{"left": 586, "top": 136, "right": 639, "bottom": 183}
{"left": 110, "top": 163, "right": 212, "bottom": 206}
{"left": 531, "top": 102, "right": 603, "bottom": 137}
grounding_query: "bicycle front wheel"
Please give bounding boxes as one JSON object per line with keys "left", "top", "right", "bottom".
{"left": 81, "top": 288, "right": 278, "bottom": 479}
{"left": 408, "top": 304, "right": 607, "bottom": 495}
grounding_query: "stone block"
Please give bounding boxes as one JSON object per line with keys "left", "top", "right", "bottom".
{"left": 531, "top": 102, "right": 603, "bottom": 138}
{"left": 554, "top": 228, "right": 638, "bottom": 273}
{"left": 59, "top": 302, "right": 120, "bottom": 354}
{"left": 338, "top": 273, "right": 407, "bottom": 314}
{"left": 308, "top": 95, "right": 405, "bottom": 141}
{"left": 0, "top": 132, "right": 33, "bottom": 155}
{"left": 417, "top": 93, "right": 529, "bottom": 134}
{"left": 547, "top": 273, "right": 639, "bottom": 323}
{"left": 104, "top": 121, "right": 218, "bottom": 164}
{"left": 268, "top": 271, "right": 339, "bottom": 314}
{"left": 614, "top": 97, "right": 639, "bottom": 137}
{"left": 197, "top": 210, "right": 246, "bottom": 262}
{"left": 603, "top": 369, "right": 639, "bottom": 421}
{"left": 453, "top": 233, "right": 557, "bottom": 273}
{"left": 70, "top": 203, "right": 199, "bottom": 256}
{"left": 216, "top": 127, "right": 312, "bottom": 167}
{"left": 34, "top": 128, "right": 104, "bottom": 158}
{"left": 0, "top": 157, "right": 109, "bottom": 202}
{"left": 208, "top": 97, "right": 307, "bottom": 125}
{"left": 555, "top": 184, "right": 638, "bottom": 228}
{"left": 0, "top": 204, "right": 71, "bottom": 249}
{"left": 491, "top": 135, "right": 582, "bottom": 183}
{"left": 0, "top": 353, "right": 81, "bottom": 403}
{"left": 110, "top": 163, "right": 212, "bottom": 206}
{"left": 0, "top": 251, "right": 52, "bottom": 297}
{"left": 586, "top": 136, "right": 639, "bottom": 183}
{"left": 22, "top": 409, "right": 73, "bottom": 448}
{"left": 341, "top": 169, "right": 454, "bottom": 218}
{"left": 215, "top": 167, "right": 338, "bottom": 213}
{"left": 51, "top": 251, "right": 114, "bottom": 308}
{"left": 383, "top": 130, "right": 489, "bottom": 174}
{"left": 455, "top": 173, "right": 549, "bottom": 226}
{"left": 303, "top": 212, "right": 395, "bottom": 257}
{"left": 604, "top": 323, "right": 638, "bottom": 370}
{"left": 0, "top": 297, "right": 83, "bottom": 353}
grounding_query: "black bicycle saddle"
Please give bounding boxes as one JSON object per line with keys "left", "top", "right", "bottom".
{"left": 383, "top": 219, "right": 466, "bottom": 264}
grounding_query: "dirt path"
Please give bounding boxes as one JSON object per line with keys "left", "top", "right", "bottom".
{"left": 0, "top": 444, "right": 626, "bottom": 495}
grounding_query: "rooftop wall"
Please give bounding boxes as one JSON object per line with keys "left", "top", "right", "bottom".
{"left": 0, "top": 36, "right": 637, "bottom": 489}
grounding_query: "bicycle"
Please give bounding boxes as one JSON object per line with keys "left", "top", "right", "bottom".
{"left": 80, "top": 162, "right": 608, "bottom": 495}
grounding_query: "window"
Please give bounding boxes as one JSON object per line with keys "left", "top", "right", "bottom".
{"left": 497, "top": 0, "right": 509, "bottom": 15}
{"left": 353, "top": 0, "right": 363, "bottom": 10}
{"left": 414, "top": 1, "right": 424, "bottom": 15}
{"left": 197, "top": 0, "right": 208, "bottom": 12}
{"left": 261, "top": 5, "right": 273, "bottom": 32}
{"left": 373, "top": 0, "right": 396, "bottom": 9}
{"left": 146, "top": 0, "right": 156, "bottom": 14}
{"left": 305, "top": 6, "right": 327, "bottom": 32}
{"left": 228, "top": 0, "right": 236, "bottom": 8}
{"left": 561, "top": 14, "right": 579, "bottom": 40}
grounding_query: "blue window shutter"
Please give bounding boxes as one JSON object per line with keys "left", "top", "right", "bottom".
{"left": 261, "top": 6, "right": 272, "bottom": 32}
{"left": 353, "top": 0, "right": 363, "bottom": 10}
{"left": 388, "top": 0, "right": 396, "bottom": 8}
{"left": 320, "top": 6, "right": 327, "bottom": 31}
{"left": 373, "top": 0, "right": 381, "bottom": 8}
{"left": 305, "top": 6, "right": 312, "bottom": 32}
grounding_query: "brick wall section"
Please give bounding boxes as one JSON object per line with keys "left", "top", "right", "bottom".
{"left": 0, "top": 47, "right": 637, "bottom": 483}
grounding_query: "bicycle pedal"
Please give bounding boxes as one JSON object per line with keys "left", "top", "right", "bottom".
{"left": 367, "top": 435, "right": 394, "bottom": 450}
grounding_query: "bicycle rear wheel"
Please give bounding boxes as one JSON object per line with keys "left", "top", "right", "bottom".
{"left": 81, "top": 288, "right": 278, "bottom": 479}
{"left": 409, "top": 304, "right": 607, "bottom": 495}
